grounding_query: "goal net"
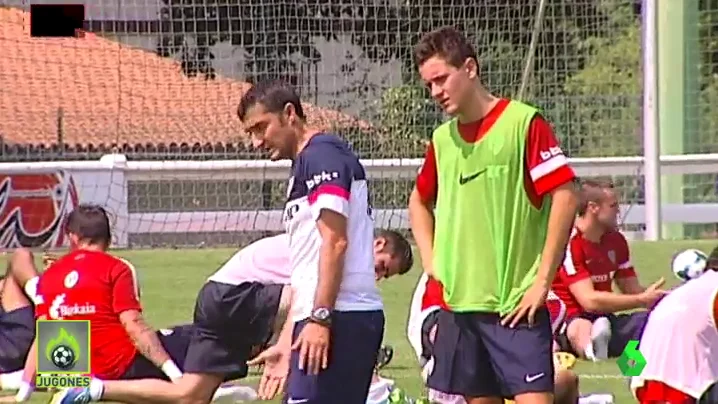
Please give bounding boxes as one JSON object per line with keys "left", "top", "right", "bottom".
{"left": 0, "top": 0, "right": 715, "bottom": 248}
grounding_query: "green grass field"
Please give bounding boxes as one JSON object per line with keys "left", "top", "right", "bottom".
{"left": 2, "top": 239, "right": 714, "bottom": 403}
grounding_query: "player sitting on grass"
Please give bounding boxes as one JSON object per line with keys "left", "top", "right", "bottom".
{"left": 407, "top": 274, "right": 615, "bottom": 404}
{"left": 51, "top": 228, "right": 413, "bottom": 404}
{"left": 551, "top": 179, "right": 665, "bottom": 361}
{"left": 629, "top": 244, "right": 718, "bottom": 404}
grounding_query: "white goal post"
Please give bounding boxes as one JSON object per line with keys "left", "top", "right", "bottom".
{"left": 0, "top": 153, "right": 717, "bottom": 248}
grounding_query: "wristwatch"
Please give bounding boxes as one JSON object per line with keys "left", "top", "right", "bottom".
{"left": 309, "top": 307, "right": 332, "bottom": 327}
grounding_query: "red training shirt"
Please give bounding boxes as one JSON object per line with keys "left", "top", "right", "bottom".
{"left": 551, "top": 228, "right": 637, "bottom": 318}
{"left": 416, "top": 98, "right": 576, "bottom": 207}
{"left": 36, "top": 249, "right": 142, "bottom": 380}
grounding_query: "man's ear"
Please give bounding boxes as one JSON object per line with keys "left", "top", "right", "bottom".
{"left": 283, "top": 102, "right": 296, "bottom": 124}
{"left": 374, "top": 237, "right": 386, "bottom": 252}
{"left": 464, "top": 57, "right": 479, "bottom": 80}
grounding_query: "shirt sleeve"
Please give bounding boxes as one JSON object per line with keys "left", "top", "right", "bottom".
{"left": 415, "top": 142, "right": 438, "bottom": 204}
{"left": 110, "top": 260, "right": 142, "bottom": 314}
{"left": 557, "top": 237, "right": 591, "bottom": 285}
{"left": 613, "top": 232, "right": 638, "bottom": 279}
{"left": 525, "top": 116, "right": 576, "bottom": 196}
{"left": 300, "top": 148, "right": 354, "bottom": 221}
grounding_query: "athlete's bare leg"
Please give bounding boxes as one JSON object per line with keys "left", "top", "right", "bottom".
{"left": 1, "top": 248, "right": 39, "bottom": 312}
{"left": 565, "top": 318, "right": 593, "bottom": 358}
{"left": 52, "top": 373, "right": 223, "bottom": 404}
{"left": 554, "top": 370, "right": 579, "bottom": 404}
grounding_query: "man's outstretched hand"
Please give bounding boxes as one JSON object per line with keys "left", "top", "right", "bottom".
{"left": 247, "top": 345, "right": 290, "bottom": 400}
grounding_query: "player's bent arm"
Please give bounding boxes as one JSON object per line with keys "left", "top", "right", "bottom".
{"left": 314, "top": 209, "right": 348, "bottom": 309}
{"left": 408, "top": 187, "right": 435, "bottom": 276}
{"left": 118, "top": 310, "right": 181, "bottom": 380}
{"left": 615, "top": 276, "right": 644, "bottom": 295}
{"left": 568, "top": 279, "right": 646, "bottom": 313}
{"left": 536, "top": 182, "right": 578, "bottom": 286}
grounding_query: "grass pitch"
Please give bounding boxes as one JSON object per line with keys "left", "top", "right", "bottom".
{"left": 2, "top": 239, "right": 713, "bottom": 403}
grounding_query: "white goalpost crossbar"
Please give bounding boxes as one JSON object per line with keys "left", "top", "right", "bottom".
{"left": 1, "top": 153, "right": 717, "bottom": 247}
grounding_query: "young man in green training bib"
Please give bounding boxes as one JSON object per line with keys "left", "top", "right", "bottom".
{"left": 408, "top": 27, "right": 578, "bottom": 404}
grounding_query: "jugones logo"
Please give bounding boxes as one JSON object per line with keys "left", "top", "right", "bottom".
{"left": 36, "top": 320, "right": 91, "bottom": 389}
{"left": 47, "top": 328, "right": 80, "bottom": 370}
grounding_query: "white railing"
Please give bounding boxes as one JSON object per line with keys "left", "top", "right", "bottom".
{"left": 1, "top": 153, "right": 718, "bottom": 247}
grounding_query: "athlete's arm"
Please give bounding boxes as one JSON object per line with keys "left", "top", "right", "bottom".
{"left": 569, "top": 279, "right": 647, "bottom": 312}
{"left": 303, "top": 150, "right": 354, "bottom": 311}
{"left": 314, "top": 209, "right": 347, "bottom": 310}
{"left": 409, "top": 142, "right": 437, "bottom": 276}
{"left": 525, "top": 116, "right": 578, "bottom": 287}
{"left": 112, "top": 263, "right": 180, "bottom": 379}
{"left": 560, "top": 239, "right": 646, "bottom": 312}
{"left": 612, "top": 233, "right": 644, "bottom": 294}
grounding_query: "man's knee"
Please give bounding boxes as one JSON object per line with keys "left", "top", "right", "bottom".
{"left": 174, "top": 373, "right": 221, "bottom": 404}
{"left": 8, "top": 249, "right": 34, "bottom": 273}
{"left": 566, "top": 318, "right": 591, "bottom": 347}
{"left": 553, "top": 370, "right": 579, "bottom": 404}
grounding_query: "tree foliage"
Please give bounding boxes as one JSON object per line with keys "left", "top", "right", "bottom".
{"left": 155, "top": 0, "right": 718, "bottom": 159}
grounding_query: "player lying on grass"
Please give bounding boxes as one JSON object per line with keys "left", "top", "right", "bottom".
{"left": 0, "top": 248, "right": 42, "bottom": 396}
{"left": 407, "top": 274, "right": 615, "bottom": 404}
{"left": 52, "top": 226, "right": 413, "bottom": 404}
{"left": 629, "top": 244, "right": 718, "bottom": 404}
{"left": 551, "top": 179, "right": 665, "bottom": 361}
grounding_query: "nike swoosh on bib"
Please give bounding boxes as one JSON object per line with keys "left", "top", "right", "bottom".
{"left": 458, "top": 169, "right": 487, "bottom": 185}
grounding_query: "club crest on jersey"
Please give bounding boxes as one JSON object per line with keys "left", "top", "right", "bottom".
{"left": 0, "top": 171, "right": 79, "bottom": 249}
{"left": 64, "top": 270, "right": 79, "bottom": 289}
{"left": 305, "top": 171, "right": 339, "bottom": 190}
{"left": 607, "top": 250, "right": 616, "bottom": 264}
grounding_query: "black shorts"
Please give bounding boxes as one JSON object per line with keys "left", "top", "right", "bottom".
{"left": 119, "top": 324, "right": 245, "bottom": 382}
{"left": 183, "top": 281, "right": 284, "bottom": 376}
{"left": 555, "top": 311, "right": 649, "bottom": 357}
{"left": 427, "top": 308, "right": 554, "bottom": 399}
{"left": 0, "top": 306, "right": 34, "bottom": 373}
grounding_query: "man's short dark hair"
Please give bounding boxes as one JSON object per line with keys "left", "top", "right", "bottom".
{"left": 414, "top": 26, "right": 478, "bottom": 68}
{"left": 377, "top": 229, "right": 413, "bottom": 275}
{"left": 707, "top": 245, "right": 718, "bottom": 272}
{"left": 236, "top": 80, "right": 305, "bottom": 122}
{"left": 64, "top": 204, "right": 112, "bottom": 246}
{"left": 576, "top": 178, "right": 614, "bottom": 217}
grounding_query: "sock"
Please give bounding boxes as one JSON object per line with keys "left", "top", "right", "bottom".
{"left": 88, "top": 378, "right": 104, "bottom": 401}
{"left": 583, "top": 341, "right": 596, "bottom": 361}
{"left": 23, "top": 276, "right": 41, "bottom": 305}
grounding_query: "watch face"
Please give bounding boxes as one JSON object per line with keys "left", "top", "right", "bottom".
{"left": 314, "top": 308, "right": 330, "bottom": 320}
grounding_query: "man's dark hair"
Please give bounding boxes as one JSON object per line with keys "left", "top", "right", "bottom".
{"left": 377, "top": 229, "right": 413, "bottom": 275}
{"left": 706, "top": 245, "right": 718, "bottom": 271}
{"left": 414, "top": 26, "right": 478, "bottom": 68}
{"left": 237, "top": 80, "right": 306, "bottom": 122}
{"left": 576, "top": 178, "right": 614, "bottom": 216}
{"left": 64, "top": 204, "right": 112, "bottom": 246}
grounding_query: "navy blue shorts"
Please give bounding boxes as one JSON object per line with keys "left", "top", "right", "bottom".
{"left": 286, "top": 310, "right": 385, "bottom": 404}
{"left": 427, "top": 308, "right": 554, "bottom": 399}
{"left": 556, "top": 311, "right": 648, "bottom": 357}
{"left": 0, "top": 306, "right": 34, "bottom": 373}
